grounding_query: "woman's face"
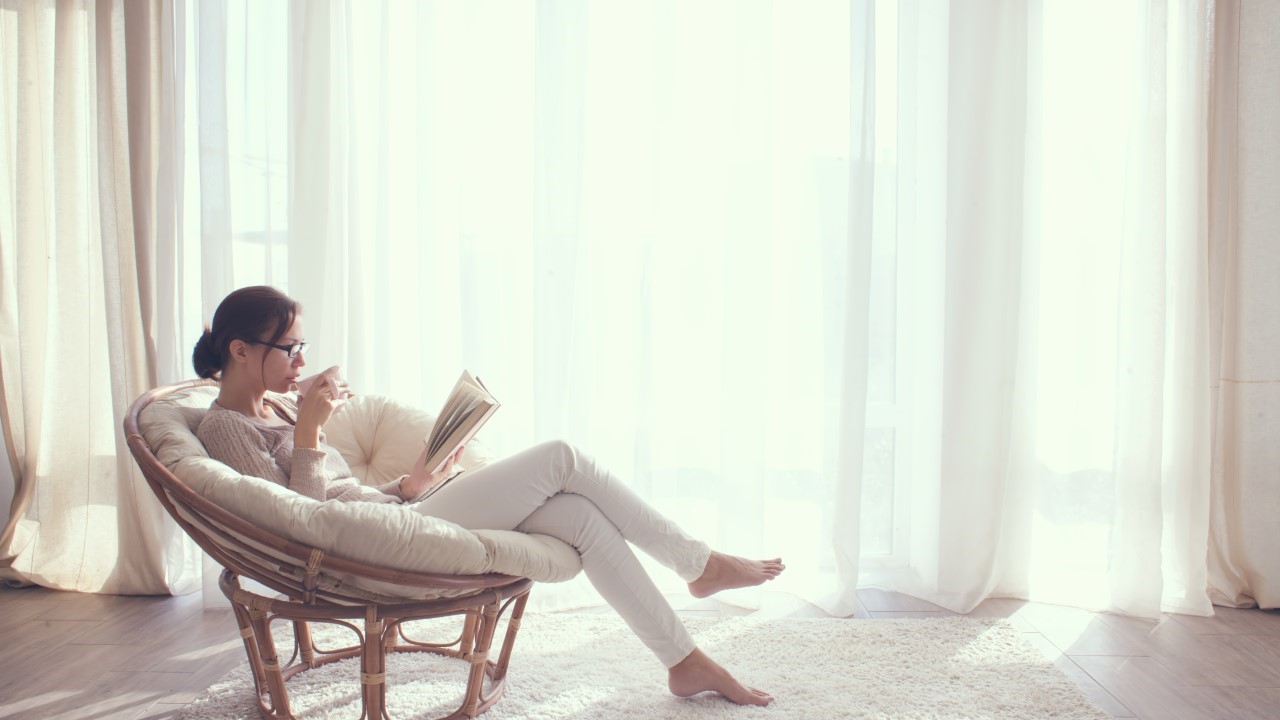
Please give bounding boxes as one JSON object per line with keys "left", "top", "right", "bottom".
{"left": 250, "top": 317, "right": 307, "bottom": 394}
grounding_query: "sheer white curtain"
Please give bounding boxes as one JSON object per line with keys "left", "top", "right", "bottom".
{"left": 857, "top": 0, "right": 1220, "bottom": 617}
{"left": 850, "top": 0, "right": 1219, "bottom": 617}
{"left": 5, "top": 0, "right": 1255, "bottom": 618}
{"left": 184, "top": 0, "right": 860, "bottom": 612}
{"left": 175, "top": 0, "right": 1224, "bottom": 618}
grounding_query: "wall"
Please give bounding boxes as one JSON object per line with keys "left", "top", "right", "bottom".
{"left": 1207, "top": 0, "right": 1280, "bottom": 608}
{"left": 1233, "top": 0, "right": 1280, "bottom": 603}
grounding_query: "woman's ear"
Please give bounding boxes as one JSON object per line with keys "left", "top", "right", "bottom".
{"left": 227, "top": 338, "right": 250, "bottom": 364}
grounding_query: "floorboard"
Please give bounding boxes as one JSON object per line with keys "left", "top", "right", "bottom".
{"left": 0, "top": 585, "right": 1274, "bottom": 719}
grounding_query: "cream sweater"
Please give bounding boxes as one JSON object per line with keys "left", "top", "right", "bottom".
{"left": 195, "top": 396, "right": 403, "bottom": 504}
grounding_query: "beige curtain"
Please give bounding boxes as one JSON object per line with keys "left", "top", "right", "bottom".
{"left": 1206, "top": 0, "right": 1280, "bottom": 609}
{"left": 0, "top": 0, "right": 194, "bottom": 594}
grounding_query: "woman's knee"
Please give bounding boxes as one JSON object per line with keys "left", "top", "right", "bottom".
{"left": 517, "top": 493, "right": 609, "bottom": 550}
{"left": 532, "top": 438, "right": 580, "bottom": 471}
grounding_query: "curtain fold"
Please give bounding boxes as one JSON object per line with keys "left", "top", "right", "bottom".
{"left": 934, "top": 0, "right": 1031, "bottom": 612}
{"left": 830, "top": 0, "right": 875, "bottom": 617}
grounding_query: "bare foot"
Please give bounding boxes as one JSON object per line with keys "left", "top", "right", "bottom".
{"left": 668, "top": 648, "right": 773, "bottom": 706}
{"left": 687, "top": 552, "right": 784, "bottom": 599}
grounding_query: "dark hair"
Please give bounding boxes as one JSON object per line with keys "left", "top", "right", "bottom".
{"left": 192, "top": 286, "right": 301, "bottom": 380}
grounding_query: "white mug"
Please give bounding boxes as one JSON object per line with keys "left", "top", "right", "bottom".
{"left": 295, "top": 367, "right": 348, "bottom": 411}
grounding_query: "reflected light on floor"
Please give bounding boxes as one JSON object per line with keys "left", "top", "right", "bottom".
{"left": 1027, "top": 513, "right": 1111, "bottom": 611}
{"left": 0, "top": 690, "right": 77, "bottom": 718}
{"left": 168, "top": 637, "right": 242, "bottom": 663}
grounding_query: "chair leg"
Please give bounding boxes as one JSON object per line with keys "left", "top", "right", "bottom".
{"left": 491, "top": 592, "right": 529, "bottom": 682}
{"left": 459, "top": 610, "right": 479, "bottom": 659}
{"left": 459, "top": 602, "right": 500, "bottom": 718}
{"left": 248, "top": 607, "right": 294, "bottom": 719}
{"left": 231, "top": 603, "right": 270, "bottom": 706}
{"left": 362, "top": 607, "right": 387, "bottom": 720}
{"left": 385, "top": 620, "right": 399, "bottom": 654}
{"left": 295, "top": 621, "right": 316, "bottom": 667}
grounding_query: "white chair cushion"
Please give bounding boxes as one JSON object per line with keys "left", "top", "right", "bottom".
{"left": 138, "top": 385, "right": 581, "bottom": 597}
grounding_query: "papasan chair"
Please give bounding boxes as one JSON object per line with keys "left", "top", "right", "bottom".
{"left": 124, "top": 379, "right": 582, "bottom": 719}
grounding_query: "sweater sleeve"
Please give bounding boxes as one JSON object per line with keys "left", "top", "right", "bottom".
{"left": 374, "top": 477, "right": 406, "bottom": 499}
{"left": 326, "top": 478, "right": 403, "bottom": 504}
{"left": 196, "top": 409, "right": 327, "bottom": 502}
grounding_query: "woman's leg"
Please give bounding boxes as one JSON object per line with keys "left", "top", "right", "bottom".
{"left": 417, "top": 441, "right": 775, "bottom": 704}
{"left": 502, "top": 493, "right": 773, "bottom": 705}
{"left": 514, "top": 493, "right": 695, "bottom": 667}
{"left": 422, "top": 439, "right": 783, "bottom": 597}
{"left": 420, "top": 440, "right": 710, "bottom": 580}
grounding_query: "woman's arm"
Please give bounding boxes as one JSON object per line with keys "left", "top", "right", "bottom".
{"left": 327, "top": 478, "right": 405, "bottom": 504}
{"left": 396, "top": 443, "right": 467, "bottom": 502}
{"left": 271, "top": 396, "right": 405, "bottom": 504}
{"left": 292, "top": 366, "right": 348, "bottom": 450}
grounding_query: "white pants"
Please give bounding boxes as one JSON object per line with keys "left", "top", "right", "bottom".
{"left": 416, "top": 439, "right": 712, "bottom": 668}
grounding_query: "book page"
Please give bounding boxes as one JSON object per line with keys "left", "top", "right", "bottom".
{"left": 432, "top": 397, "right": 481, "bottom": 456}
{"left": 427, "top": 372, "right": 480, "bottom": 455}
{"left": 430, "top": 385, "right": 485, "bottom": 456}
{"left": 423, "top": 370, "right": 500, "bottom": 472}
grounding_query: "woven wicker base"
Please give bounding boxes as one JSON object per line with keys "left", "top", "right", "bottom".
{"left": 222, "top": 570, "right": 530, "bottom": 720}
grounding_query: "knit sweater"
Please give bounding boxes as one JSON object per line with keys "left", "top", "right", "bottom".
{"left": 195, "top": 395, "right": 404, "bottom": 504}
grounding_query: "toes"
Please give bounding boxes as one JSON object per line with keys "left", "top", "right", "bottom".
{"left": 745, "top": 687, "right": 774, "bottom": 705}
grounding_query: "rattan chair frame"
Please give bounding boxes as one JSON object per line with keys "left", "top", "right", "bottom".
{"left": 124, "top": 379, "right": 535, "bottom": 720}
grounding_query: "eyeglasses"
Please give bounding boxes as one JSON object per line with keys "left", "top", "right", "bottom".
{"left": 245, "top": 340, "right": 309, "bottom": 358}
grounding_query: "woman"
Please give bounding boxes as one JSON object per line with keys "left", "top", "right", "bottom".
{"left": 193, "top": 286, "right": 784, "bottom": 706}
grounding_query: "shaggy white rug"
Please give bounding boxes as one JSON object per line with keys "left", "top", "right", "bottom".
{"left": 178, "top": 613, "right": 1109, "bottom": 719}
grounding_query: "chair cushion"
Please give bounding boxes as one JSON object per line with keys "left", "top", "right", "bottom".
{"left": 138, "top": 385, "right": 581, "bottom": 597}
{"left": 138, "top": 385, "right": 216, "bottom": 470}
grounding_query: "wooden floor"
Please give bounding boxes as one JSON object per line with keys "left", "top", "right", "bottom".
{"left": 1, "top": 584, "right": 1277, "bottom": 719}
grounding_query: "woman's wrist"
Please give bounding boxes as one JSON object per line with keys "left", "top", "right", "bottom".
{"left": 294, "top": 423, "right": 321, "bottom": 450}
{"left": 397, "top": 474, "right": 410, "bottom": 501}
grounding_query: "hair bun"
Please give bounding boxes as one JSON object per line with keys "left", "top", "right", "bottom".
{"left": 192, "top": 328, "right": 222, "bottom": 379}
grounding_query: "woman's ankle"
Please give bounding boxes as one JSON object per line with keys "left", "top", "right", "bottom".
{"left": 667, "top": 647, "right": 773, "bottom": 705}
{"left": 668, "top": 649, "right": 721, "bottom": 692}
{"left": 687, "top": 552, "right": 784, "bottom": 598}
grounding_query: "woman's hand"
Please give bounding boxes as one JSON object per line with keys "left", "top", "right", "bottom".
{"left": 295, "top": 367, "right": 353, "bottom": 404}
{"left": 398, "top": 443, "right": 467, "bottom": 501}
{"left": 294, "top": 366, "right": 349, "bottom": 449}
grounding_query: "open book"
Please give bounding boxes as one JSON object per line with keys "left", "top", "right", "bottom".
{"left": 422, "top": 370, "right": 500, "bottom": 473}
